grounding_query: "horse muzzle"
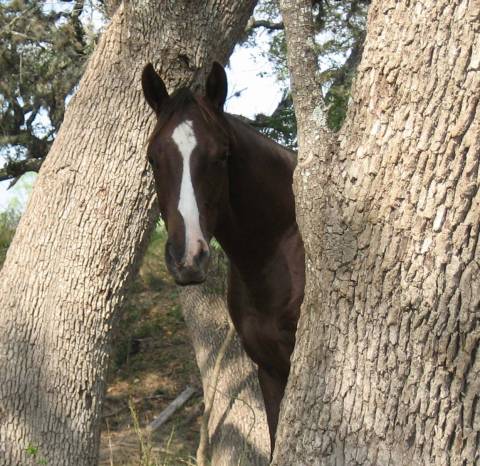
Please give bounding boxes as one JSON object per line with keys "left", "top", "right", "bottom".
{"left": 165, "top": 240, "right": 210, "bottom": 286}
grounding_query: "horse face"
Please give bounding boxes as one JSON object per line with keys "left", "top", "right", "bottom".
{"left": 142, "top": 63, "right": 229, "bottom": 286}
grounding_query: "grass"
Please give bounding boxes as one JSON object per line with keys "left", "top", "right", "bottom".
{"left": 109, "top": 401, "right": 198, "bottom": 466}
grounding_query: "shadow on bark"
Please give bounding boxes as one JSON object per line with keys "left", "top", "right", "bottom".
{"left": 1, "top": 316, "right": 108, "bottom": 465}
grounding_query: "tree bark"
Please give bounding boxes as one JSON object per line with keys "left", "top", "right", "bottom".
{"left": 275, "top": 0, "right": 480, "bottom": 465}
{"left": 0, "top": 1, "right": 255, "bottom": 465}
{"left": 181, "top": 251, "right": 270, "bottom": 466}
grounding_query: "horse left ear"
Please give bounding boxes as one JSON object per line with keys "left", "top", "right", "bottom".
{"left": 206, "top": 62, "right": 228, "bottom": 110}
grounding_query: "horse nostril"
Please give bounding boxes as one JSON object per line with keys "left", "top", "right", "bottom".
{"left": 195, "top": 241, "right": 210, "bottom": 267}
{"left": 195, "top": 250, "right": 206, "bottom": 266}
{"left": 166, "top": 241, "right": 181, "bottom": 266}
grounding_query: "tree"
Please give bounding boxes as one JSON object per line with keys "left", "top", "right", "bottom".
{"left": 0, "top": 0, "right": 97, "bottom": 183}
{"left": 273, "top": 0, "right": 480, "bottom": 464}
{"left": 0, "top": 1, "right": 257, "bottom": 464}
{"left": 243, "top": 0, "right": 370, "bottom": 147}
{"left": 0, "top": 0, "right": 369, "bottom": 182}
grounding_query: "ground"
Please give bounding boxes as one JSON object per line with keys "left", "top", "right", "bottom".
{"left": 99, "top": 227, "right": 202, "bottom": 466}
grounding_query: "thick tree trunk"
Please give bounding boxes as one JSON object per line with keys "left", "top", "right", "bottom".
{"left": 0, "top": 1, "right": 255, "bottom": 465}
{"left": 180, "top": 252, "right": 270, "bottom": 466}
{"left": 275, "top": 0, "right": 480, "bottom": 465}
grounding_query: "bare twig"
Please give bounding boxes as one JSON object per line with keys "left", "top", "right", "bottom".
{"left": 326, "top": 31, "right": 366, "bottom": 91}
{"left": 1, "top": 4, "right": 37, "bottom": 36}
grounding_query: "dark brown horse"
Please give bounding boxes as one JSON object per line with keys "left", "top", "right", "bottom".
{"left": 141, "top": 62, "right": 305, "bottom": 452}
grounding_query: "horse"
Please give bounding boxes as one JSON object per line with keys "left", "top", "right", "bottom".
{"left": 141, "top": 61, "right": 305, "bottom": 453}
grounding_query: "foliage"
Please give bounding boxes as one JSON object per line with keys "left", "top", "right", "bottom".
{"left": 0, "top": 206, "right": 19, "bottom": 265}
{"left": 25, "top": 443, "right": 48, "bottom": 465}
{"left": 250, "top": 91, "right": 297, "bottom": 148}
{"left": 246, "top": 0, "right": 370, "bottom": 144}
{"left": 0, "top": 0, "right": 102, "bottom": 181}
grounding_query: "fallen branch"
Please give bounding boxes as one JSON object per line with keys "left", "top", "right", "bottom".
{"left": 146, "top": 386, "right": 196, "bottom": 432}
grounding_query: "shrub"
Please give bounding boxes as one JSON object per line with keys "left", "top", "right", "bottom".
{"left": 0, "top": 208, "right": 20, "bottom": 266}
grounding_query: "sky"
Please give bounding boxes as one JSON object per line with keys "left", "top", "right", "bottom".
{"left": 0, "top": 31, "right": 282, "bottom": 213}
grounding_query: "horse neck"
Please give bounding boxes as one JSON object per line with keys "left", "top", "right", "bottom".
{"left": 214, "top": 115, "right": 297, "bottom": 270}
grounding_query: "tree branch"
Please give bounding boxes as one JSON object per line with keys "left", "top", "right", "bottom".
{"left": 345, "top": 0, "right": 371, "bottom": 30}
{"left": 0, "top": 158, "right": 43, "bottom": 183}
{"left": 9, "top": 30, "right": 50, "bottom": 46}
{"left": 245, "top": 17, "right": 284, "bottom": 34}
{"left": 252, "top": 93, "right": 293, "bottom": 125}
{"left": 70, "top": 0, "right": 87, "bottom": 50}
{"left": 25, "top": 105, "right": 41, "bottom": 130}
{"left": 279, "top": 0, "right": 327, "bottom": 142}
{"left": 146, "top": 386, "right": 196, "bottom": 432}
{"left": 325, "top": 30, "right": 366, "bottom": 97}
{"left": 0, "top": 4, "right": 36, "bottom": 36}
{"left": 0, "top": 131, "right": 51, "bottom": 159}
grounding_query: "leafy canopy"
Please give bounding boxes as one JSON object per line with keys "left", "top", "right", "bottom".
{"left": 0, "top": 0, "right": 101, "bottom": 182}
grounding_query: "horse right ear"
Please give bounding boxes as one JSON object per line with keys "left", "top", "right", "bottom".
{"left": 206, "top": 62, "right": 227, "bottom": 110}
{"left": 141, "top": 63, "right": 169, "bottom": 114}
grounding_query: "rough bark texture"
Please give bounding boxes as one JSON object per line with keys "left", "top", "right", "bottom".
{"left": 275, "top": 0, "right": 480, "bottom": 465}
{"left": 0, "top": 1, "right": 255, "bottom": 465}
{"left": 181, "top": 252, "right": 270, "bottom": 466}
{"left": 277, "top": 0, "right": 330, "bottom": 155}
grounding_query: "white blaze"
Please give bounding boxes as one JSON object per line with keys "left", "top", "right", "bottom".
{"left": 172, "top": 120, "right": 205, "bottom": 266}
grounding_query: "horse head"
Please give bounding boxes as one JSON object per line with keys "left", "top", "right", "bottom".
{"left": 141, "top": 62, "right": 230, "bottom": 285}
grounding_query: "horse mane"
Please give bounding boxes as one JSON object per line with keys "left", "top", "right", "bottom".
{"left": 226, "top": 113, "right": 297, "bottom": 155}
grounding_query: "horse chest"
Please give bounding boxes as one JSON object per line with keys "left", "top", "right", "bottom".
{"left": 227, "top": 260, "right": 300, "bottom": 378}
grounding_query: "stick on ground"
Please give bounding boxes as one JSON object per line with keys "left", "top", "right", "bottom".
{"left": 147, "top": 386, "right": 197, "bottom": 432}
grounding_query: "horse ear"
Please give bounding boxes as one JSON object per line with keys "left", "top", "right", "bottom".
{"left": 206, "top": 62, "right": 228, "bottom": 110}
{"left": 141, "top": 63, "right": 169, "bottom": 114}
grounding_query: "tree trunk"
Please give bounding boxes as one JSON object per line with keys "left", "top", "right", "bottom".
{"left": 0, "top": 1, "right": 255, "bottom": 465}
{"left": 181, "top": 251, "right": 270, "bottom": 466}
{"left": 275, "top": 0, "right": 480, "bottom": 465}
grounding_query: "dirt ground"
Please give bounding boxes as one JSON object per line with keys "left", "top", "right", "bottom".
{"left": 99, "top": 229, "right": 202, "bottom": 466}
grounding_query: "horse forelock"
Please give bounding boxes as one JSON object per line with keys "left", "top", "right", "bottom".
{"left": 147, "top": 88, "right": 232, "bottom": 147}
